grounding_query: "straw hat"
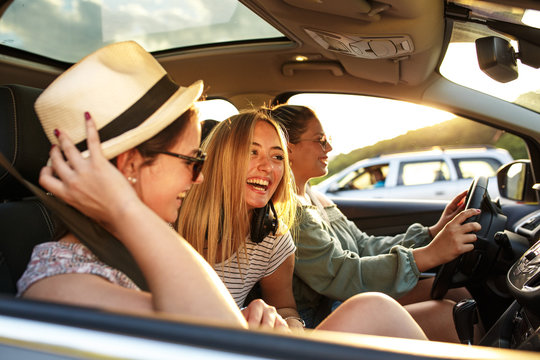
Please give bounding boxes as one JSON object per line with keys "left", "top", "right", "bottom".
{"left": 35, "top": 41, "right": 204, "bottom": 159}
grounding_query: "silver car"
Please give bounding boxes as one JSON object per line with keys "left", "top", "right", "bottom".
{"left": 315, "top": 147, "right": 513, "bottom": 201}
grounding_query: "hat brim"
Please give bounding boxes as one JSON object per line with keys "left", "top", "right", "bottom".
{"left": 83, "top": 79, "right": 204, "bottom": 160}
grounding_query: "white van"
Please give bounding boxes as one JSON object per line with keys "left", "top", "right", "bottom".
{"left": 314, "top": 147, "right": 513, "bottom": 201}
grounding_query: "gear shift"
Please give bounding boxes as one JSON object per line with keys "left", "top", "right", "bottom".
{"left": 453, "top": 299, "right": 478, "bottom": 345}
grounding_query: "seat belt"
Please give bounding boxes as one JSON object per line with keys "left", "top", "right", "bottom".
{"left": 0, "top": 153, "right": 149, "bottom": 291}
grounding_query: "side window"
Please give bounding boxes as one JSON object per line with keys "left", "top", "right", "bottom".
{"left": 288, "top": 92, "right": 529, "bottom": 201}
{"left": 453, "top": 157, "right": 502, "bottom": 179}
{"left": 339, "top": 164, "right": 389, "bottom": 190}
{"left": 399, "top": 161, "right": 450, "bottom": 186}
{"left": 336, "top": 169, "right": 364, "bottom": 189}
{"left": 195, "top": 99, "right": 238, "bottom": 121}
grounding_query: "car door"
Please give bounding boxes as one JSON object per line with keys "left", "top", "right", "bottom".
{"left": 392, "top": 158, "right": 456, "bottom": 200}
{"left": 451, "top": 156, "right": 510, "bottom": 200}
{"left": 332, "top": 197, "right": 447, "bottom": 236}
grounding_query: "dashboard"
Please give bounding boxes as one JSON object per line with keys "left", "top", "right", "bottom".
{"left": 481, "top": 209, "right": 540, "bottom": 349}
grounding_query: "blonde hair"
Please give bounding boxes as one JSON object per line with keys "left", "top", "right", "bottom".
{"left": 177, "top": 109, "right": 296, "bottom": 268}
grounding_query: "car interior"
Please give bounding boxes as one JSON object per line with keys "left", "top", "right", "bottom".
{"left": 0, "top": 0, "right": 539, "bottom": 359}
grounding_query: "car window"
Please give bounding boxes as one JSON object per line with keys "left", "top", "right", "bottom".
{"left": 398, "top": 161, "right": 450, "bottom": 186}
{"left": 0, "top": 0, "right": 286, "bottom": 63}
{"left": 338, "top": 164, "right": 389, "bottom": 190}
{"left": 195, "top": 99, "right": 239, "bottom": 122}
{"left": 453, "top": 158, "right": 501, "bottom": 179}
{"left": 286, "top": 93, "right": 528, "bottom": 190}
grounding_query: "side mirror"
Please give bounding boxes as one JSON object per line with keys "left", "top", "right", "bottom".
{"left": 475, "top": 36, "right": 518, "bottom": 83}
{"left": 497, "top": 160, "right": 538, "bottom": 203}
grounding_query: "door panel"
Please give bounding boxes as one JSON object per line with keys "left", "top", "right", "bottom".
{"left": 332, "top": 197, "right": 447, "bottom": 236}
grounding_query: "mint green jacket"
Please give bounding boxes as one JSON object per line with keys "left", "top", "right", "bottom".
{"left": 292, "top": 204, "right": 431, "bottom": 312}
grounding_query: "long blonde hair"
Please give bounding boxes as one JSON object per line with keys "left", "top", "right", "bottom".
{"left": 177, "top": 109, "right": 296, "bottom": 268}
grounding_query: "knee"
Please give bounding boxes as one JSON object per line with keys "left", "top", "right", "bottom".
{"left": 342, "top": 292, "right": 400, "bottom": 313}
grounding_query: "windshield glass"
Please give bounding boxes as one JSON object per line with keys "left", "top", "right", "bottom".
{"left": 441, "top": 2, "right": 540, "bottom": 113}
{"left": 0, "top": 0, "right": 285, "bottom": 63}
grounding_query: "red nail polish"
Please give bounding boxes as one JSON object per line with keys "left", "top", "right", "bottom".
{"left": 54, "top": 129, "right": 60, "bottom": 137}
{"left": 51, "top": 144, "right": 56, "bottom": 150}
{"left": 84, "top": 111, "right": 91, "bottom": 120}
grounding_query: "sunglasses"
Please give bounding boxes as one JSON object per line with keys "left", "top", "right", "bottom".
{"left": 297, "top": 134, "right": 331, "bottom": 149}
{"left": 156, "top": 149, "right": 207, "bottom": 181}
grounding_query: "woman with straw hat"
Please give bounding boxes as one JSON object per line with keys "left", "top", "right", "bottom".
{"left": 16, "top": 41, "right": 253, "bottom": 328}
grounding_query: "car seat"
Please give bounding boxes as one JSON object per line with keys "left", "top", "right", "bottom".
{"left": 0, "top": 84, "right": 57, "bottom": 295}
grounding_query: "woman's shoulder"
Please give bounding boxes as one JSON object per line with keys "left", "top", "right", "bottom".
{"left": 310, "top": 189, "right": 335, "bottom": 207}
{"left": 32, "top": 239, "right": 94, "bottom": 258}
{"left": 17, "top": 238, "right": 138, "bottom": 296}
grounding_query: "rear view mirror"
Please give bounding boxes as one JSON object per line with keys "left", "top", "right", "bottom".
{"left": 475, "top": 36, "right": 518, "bottom": 83}
{"left": 497, "top": 160, "right": 538, "bottom": 203}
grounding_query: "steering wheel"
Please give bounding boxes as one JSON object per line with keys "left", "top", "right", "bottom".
{"left": 430, "top": 176, "right": 505, "bottom": 299}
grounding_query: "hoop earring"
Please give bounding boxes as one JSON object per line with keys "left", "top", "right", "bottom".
{"left": 127, "top": 176, "right": 137, "bottom": 184}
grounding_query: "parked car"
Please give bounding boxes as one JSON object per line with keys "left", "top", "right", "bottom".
{"left": 0, "top": 0, "right": 539, "bottom": 359}
{"left": 314, "top": 147, "right": 513, "bottom": 201}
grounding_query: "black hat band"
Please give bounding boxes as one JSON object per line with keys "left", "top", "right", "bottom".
{"left": 75, "top": 74, "right": 179, "bottom": 152}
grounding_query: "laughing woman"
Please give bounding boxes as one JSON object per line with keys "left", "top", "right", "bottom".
{"left": 177, "top": 109, "right": 428, "bottom": 339}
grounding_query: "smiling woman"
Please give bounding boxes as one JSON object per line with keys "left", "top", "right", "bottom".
{"left": 178, "top": 110, "right": 296, "bottom": 275}
{"left": 176, "top": 109, "right": 430, "bottom": 339}
{"left": 13, "top": 41, "right": 246, "bottom": 328}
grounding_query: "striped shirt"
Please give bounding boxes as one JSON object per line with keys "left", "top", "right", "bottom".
{"left": 214, "top": 231, "right": 296, "bottom": 308}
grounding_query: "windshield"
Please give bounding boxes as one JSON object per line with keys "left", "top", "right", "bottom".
{"left": 0, "top": 0, "right": 285, "bottom": 63}
{"left": 441, "top": 1, "right": 540, "bottom": 113}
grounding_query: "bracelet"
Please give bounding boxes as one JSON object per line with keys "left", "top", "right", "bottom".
{"left": 284, "top": 316, "right": 306, "bottom": 328}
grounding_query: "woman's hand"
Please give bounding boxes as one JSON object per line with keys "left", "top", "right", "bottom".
{"left": 428, "top": 190, "right": 468, "bottom": 238}
{"left": 241, "top": 299, "right": 290, "bottom": 333}
{"left": 39, "top": 112, "right": 141, "bottom": 228}
{"left": 413, "top": 208, "right": 481, "bottom": 272}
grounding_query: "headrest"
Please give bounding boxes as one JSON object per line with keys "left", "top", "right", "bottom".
{"left": 0, "top": 84, "right": 49, "bottom": 200}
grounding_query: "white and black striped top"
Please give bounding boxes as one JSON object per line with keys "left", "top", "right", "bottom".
{"left": 214, "top": 232, "right": 296, "bottom": 308}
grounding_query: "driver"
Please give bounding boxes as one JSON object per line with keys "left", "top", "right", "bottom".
{"left": 272, "top": 104, "right": 482, "bottom": 342}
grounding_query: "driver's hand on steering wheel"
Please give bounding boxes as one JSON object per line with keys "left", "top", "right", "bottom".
{"left": 414, "top": 208, "right": 481, "bottom": 272}
{"left": 428, "top": 190, "right": 467, "bottom": 239}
